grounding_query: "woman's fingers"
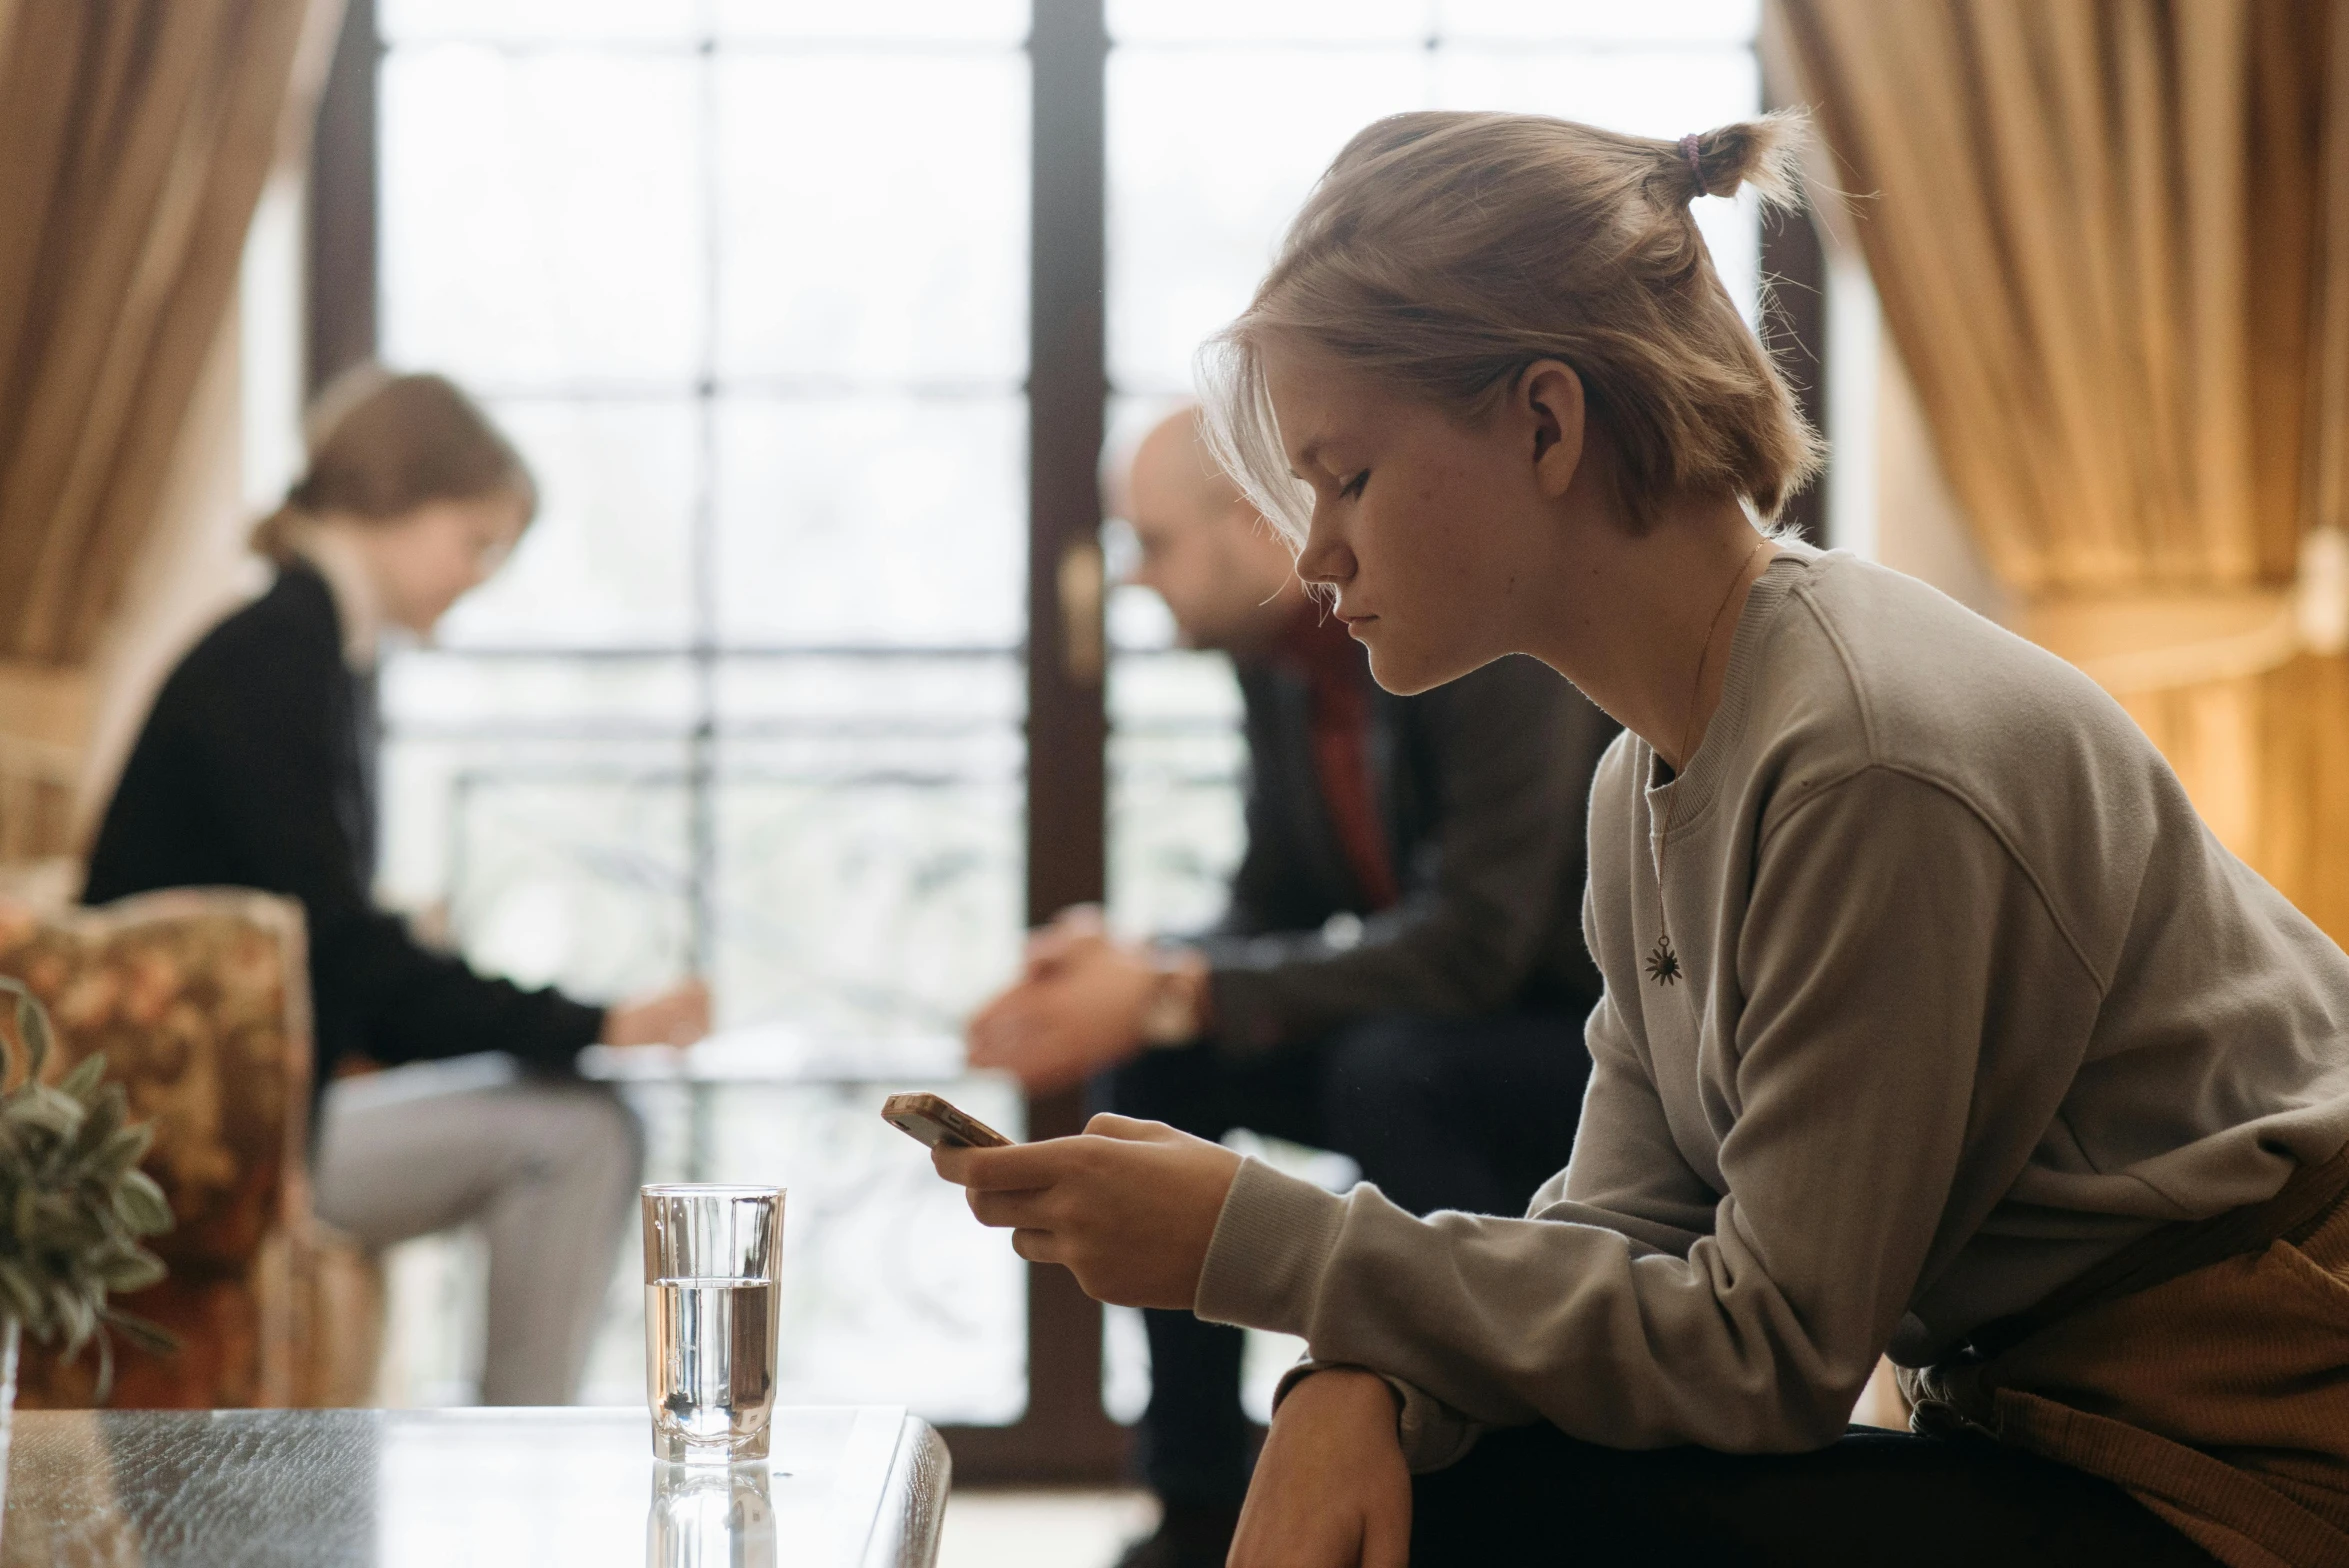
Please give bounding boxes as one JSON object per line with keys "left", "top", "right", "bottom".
{"left": 967, "top": 1185, "right": 1052, "bottom": 1229}
{"left": 1009, "top": 1227, "right": 1060, "bottom": 1264}
{"left": 932, "top": 1137, "right": 1082, "bottom": 1191}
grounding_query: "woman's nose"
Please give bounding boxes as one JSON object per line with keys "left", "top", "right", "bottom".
{"left": 1294, "top": 509, "right": 1355, "bottom": 588}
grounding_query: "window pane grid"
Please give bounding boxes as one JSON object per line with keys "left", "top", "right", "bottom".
{"left": 377, "top": 9, "right": 1034, "bottom": 1422}
{"left": 380, "top": 21, "right": 1033, "bottom": 998}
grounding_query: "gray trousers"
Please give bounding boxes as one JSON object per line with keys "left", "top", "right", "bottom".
{"left": 312, "top": 1056, "right": 644, "bottom": 1405}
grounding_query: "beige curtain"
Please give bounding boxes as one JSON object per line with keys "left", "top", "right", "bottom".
{"left": 0, "top": 0, "right": 336, "bottom": 857}
{"left": 1774, "top": 0, "right": 2349, "bottom": 939}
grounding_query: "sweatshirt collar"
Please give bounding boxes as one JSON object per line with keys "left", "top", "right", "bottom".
{"left": 293, "top": 528, "right": 384, "bottom": 673}
{"left": 1642, "top": 539, "right": 1820, "bottom": 835}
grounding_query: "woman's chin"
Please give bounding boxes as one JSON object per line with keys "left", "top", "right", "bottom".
{"left": 1363, "top": 640, "right": 1469, "bottom": 697}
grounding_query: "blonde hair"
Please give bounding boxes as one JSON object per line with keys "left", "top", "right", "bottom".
{"left": 251, "top": 367, "right": 536, "bottom": 564}
{"left": 1200, "top": 110, "right": 1824, "bottom": 543}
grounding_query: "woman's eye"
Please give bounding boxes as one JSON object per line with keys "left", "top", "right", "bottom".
{"left": 1340, "top": 471, "right": 1370, "bottom": 500}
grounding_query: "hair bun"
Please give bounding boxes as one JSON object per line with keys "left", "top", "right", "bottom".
{"left": 1675, "top": 109, "right": 1809, "bottom": 207}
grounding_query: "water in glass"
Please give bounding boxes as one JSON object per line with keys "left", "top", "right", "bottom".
{"left": 648, "top": 1275, "right": 777, "bottom": 1455}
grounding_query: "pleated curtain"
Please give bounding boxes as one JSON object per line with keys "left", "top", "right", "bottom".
{"left": 1774, "top": 0, "right": 2349, "bottom": 939}
{"left": 0, "top": 0, "right": 333, "bottom": 857}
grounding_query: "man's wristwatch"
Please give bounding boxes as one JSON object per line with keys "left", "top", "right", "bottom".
{"left": 1138, "top": 948, "right": 1209, "bottom": 1046}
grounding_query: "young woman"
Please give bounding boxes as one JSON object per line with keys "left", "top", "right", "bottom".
{"left": 934, "top": 113, "right": 2349, "bottom": 1566}
{"left": 86, "top": 369, "right": 708, "bottom": 1405}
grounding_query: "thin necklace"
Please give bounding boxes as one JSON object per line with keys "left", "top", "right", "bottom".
{"left": 1646, "top": 534, "right": 1770, "bottom": 987}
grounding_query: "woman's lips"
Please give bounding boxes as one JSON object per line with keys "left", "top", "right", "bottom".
{"left": 1339, "top": 613, "right": 1377, "bottom": 637}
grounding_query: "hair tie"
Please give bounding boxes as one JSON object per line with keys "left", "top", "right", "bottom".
{"left": 1680, "top": 133, "right": 1705, "bottom": 191}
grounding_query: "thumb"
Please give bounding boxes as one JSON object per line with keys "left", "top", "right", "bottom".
{"left": 1083, "top": 1112, "right": 1183, "bottom": 1144}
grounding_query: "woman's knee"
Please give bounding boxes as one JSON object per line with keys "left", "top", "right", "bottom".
{"left": 518, "top": 1080, "right": 645, "bottom": 1184}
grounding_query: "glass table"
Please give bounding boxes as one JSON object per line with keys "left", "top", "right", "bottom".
{"left": 0, "top": 1405, "right": 945, "bottom": 1567}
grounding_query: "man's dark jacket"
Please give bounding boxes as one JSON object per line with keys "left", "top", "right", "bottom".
{"left": 83, "top": 566, "right": 602, "bottom": 1092}
{"left": 1198, "top": 649, "right": 1619, "bottom": 1055}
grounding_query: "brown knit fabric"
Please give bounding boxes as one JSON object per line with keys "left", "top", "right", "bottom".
{"left": 1906, "top": 1149, "right": 2349, "bottom": 1568}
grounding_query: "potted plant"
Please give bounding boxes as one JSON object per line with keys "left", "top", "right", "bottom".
{"left": 0, "top": 975, "right": 174, "bottom": 1501}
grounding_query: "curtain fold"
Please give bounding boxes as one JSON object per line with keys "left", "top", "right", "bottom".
{"left": 0, "top": 0, "right": 335, "bottom": 859}
{"left": 0, "top": 0, "right": 331, "bottom": 666}
{"left": 1775, "top": 0, "right": 2349, "bottom": 937}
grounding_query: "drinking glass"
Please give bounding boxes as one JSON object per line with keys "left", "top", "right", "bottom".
{"left": 642, "top": 1184, "right": 786, "bottom": 1464}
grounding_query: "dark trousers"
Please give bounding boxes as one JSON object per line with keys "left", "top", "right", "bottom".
{"left": 1412, "top": 1421, "right": 2219, "bottom": 1566}
{"left": 1103, "top": 1008, "right": 1591, "bottom": 1507}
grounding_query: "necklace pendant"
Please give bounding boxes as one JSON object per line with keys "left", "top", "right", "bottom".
{"left": 1645, "top": 932, "right": 1682, "bottom": 986}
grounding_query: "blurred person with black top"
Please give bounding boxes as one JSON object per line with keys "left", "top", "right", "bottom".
{"left": 84, "top": 369, "right": 708, "bottom": 1404}
{"left": 966, "top": 407, "right": 1616, "bottom": 1568}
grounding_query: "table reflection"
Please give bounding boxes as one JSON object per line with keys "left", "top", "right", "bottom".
{"left": 3, "top": 1407, "right": 933, "bottom": 1566}
{"left": 649, "top": 1461, "right": 777, "bottom": 1568}
{"left": 4, "top": 1408, "right": 381, "bottom": 1566}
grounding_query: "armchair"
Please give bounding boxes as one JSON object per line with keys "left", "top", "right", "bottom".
{"left": 0, "top": 886, "right": 382, "bottom": 1408}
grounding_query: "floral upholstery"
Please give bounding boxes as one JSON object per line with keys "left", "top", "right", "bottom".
{"left": 0, "top": 886, "right": 381, "bottom": 1408}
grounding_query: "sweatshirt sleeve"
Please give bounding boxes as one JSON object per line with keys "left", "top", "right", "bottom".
{"left": 1196, "top": 657, "right": 1608, "bottom": 1055}
{"left": 1195, "top": 765, "right": 2089, "bottom": 1454}
{"left": 191, "top": 633, "right": 604, "bottom": 1073}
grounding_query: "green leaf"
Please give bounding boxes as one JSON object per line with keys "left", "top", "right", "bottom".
{"left": 87, "top": 1124, "right": 150, "bottom": 1183}
{"left": 55, "top": 1286, "right": 94, "bottom": 1355}
{"left": 112, "top": 1172, "right": 172, "bottom": 1236}
{"left": 56, "top": 1055, "right": 104, "bottom": 1106}
{"left": 98, "top": 1250, "right": 164, "bottom": 1294}
{"left": 65, "top": 1086, "right": 123, "bottom": 1162}
{"left": 14, "top": 983, "right": 50, "bottom": 1081}
{"left": 98, "top": 1307, "right": 178, "bottom": 1356}
{"left": 89, "top": 1329, "right": 116, "bottom": 1406}
{"left": 12, "top": 1088, "right": 82, "bottom": 1140}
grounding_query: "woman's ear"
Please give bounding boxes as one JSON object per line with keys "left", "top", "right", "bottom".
{"left": 1519, "top": 361, "right": 1586, "bottom": 500}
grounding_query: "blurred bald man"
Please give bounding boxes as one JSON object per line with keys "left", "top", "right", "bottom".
{"left": 968, "top": 407, "right": 1619, "bottom": 1568}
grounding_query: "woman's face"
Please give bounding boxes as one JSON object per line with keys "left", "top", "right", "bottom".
{"left": 1262, "top": 338, "right": 1577, "bottom": 696}
{"left": 365, "top": 493, "right": 528, "bottom": 635}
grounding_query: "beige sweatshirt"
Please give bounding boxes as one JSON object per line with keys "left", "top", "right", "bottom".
{"left": 1194, "top": 545, "right": 2349, "bottom": 1470}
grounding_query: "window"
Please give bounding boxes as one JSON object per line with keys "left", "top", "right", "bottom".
{"left": 376, "top": 0, "right": 1033, "bottom": 1036}
{"left": 370, "top": 0, "right": 1035, "bottom": 1425}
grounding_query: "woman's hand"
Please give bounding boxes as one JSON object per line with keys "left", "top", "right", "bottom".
{"left": 1231, "top": 1368, "right": 1412, "bottom": 1568}
{"left": 600, "top": 978, "right": 711, "bottom": 1048}
{"left": 931, "top": 1114, "right": 1241, "bottom": 1308}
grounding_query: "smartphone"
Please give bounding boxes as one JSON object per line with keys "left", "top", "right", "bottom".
{"left": 882, "top": 1091, "right": 1014, "bottom": 1150}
